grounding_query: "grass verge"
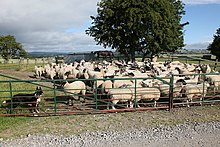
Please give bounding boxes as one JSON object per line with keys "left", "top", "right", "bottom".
{"left": 0, "top": 105, "right": 220, "bottom": 139}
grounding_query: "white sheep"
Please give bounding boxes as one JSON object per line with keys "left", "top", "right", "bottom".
{"left": 96, "top": 80, "right": 113, "bottom": 101}
{"left": 48, "top": 68, "right": 56, "bottom": 80}
{"left": 100, "top": 80, "right": 113, "bottom": 94}
{"left": 113, "top": 76, "right": 134, "bottom": 88}
{"left": 107, "top": 88, "right": 133, "bottom": 110}
{"left": 180, "top": 82, "right": 210, "bottom": 107}
{"left": 206, "top": 74, "right": 220, "bottom": 93}
{"left": 131, "top": 86, "right": 161, "bottom": 107}
{"left": 86, "top": 68, "right": 106, "bottom": 79}
{"left": 34, "top": 66, "right": 43, "bottom": 78}
{"left": 63, "top": 81, "right": 86, "bottom": 105}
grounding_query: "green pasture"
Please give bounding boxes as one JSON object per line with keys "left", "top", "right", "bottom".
{"left": 0, "top": 57, "right": 54, "bottom": 72}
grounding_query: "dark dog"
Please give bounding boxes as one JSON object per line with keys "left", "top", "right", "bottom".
{"left": 3, "top": 87, "right": 43, "bottom": 113}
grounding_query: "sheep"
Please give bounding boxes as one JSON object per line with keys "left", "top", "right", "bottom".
{"left": 205, "top": 74, "right": 220, "bottom": 93}
{"left": 96, "top": 80, "right": 113, "bottom": 100}
{"left": 64, "top": 71, "right": 77, "bottom": 82}
{"left": 47, "top": 68, "right": 56, "bottom": 80}
{"left": 175, "top": 74, "right": 200, "bottom": 85}
{"left": 131, "top": 86, "right": 161, "bottom": 107}
{"left": 152, "top": 55, "right": 158, "bottom": 62}
{"left": 34, "top": 66, "right": 43, "bottom": 78}
{"left": 200, "top": 64, "right": 211, "bottom": 73}
{"left": 63, "top": 81, "right": 86, "bottom": 105}
{"left": 142, "top": 78, "right": 184, "bottom": 100}
{"left": 107, "top": 88, "right": 133, "bottom": 110}
{"left": 86, "top": 68, "right": 106, "bottom": 79}
{"left": 180, "top": 82, "right": 210, "bottom": 107}
{"left": 113, "top": 75, "right": 134, "bottom": 88}
{"left": 101, "top": 80, "right": 113, "bottom": 93}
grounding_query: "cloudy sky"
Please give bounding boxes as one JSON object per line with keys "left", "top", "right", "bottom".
{"left": 0, "top": 0, "right": 220, "bottom": 53}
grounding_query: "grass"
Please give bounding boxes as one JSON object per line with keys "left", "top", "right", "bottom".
{"left": 0, "top": 105, "right": 220, "bottom": 139}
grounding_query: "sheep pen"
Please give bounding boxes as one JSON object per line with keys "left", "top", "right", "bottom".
{"left": 1, "top": 57, "right": 220, "bottom": 146}
{"left": 0, "top": 55, "right": 220, "bottom": 116}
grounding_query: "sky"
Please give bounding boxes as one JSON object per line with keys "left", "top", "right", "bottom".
{"left": 0, "top": 0, "right": 220, "bottom": 53}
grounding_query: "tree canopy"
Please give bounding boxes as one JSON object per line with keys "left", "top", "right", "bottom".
{"left": 208, "top": 28, "right": 220, "bottom": 59}
{"left": 0, "top": 35, "right": 27, "bottom": 62}
{"left": 86, "top": 0, "right": 186, "bottom": 62}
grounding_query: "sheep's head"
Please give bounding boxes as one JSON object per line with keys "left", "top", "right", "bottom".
{"left": 141, "top": 79, "right": 154, "bottom": 87}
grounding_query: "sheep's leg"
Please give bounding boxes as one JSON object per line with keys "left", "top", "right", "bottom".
{"left": 216, "top": 86, "right": 218, "bottom": 94}
{"left": 81, "top": 90, "right": 86, "bottom": 102}
{"left": 129, "top": 101, "right": 133, "bottom": 108}
{"left": 112, "top": 100, "right": 118, "bottom": 110}
{"left": 186, "top": 99, "right": 190, "bottom": 107}
{"left": 199, "top": 97, "right": 203, "bottom": 106}
{"left": 77, "top": 96, "right": 81, "bottom": 101}
{"left": 134, "top": 99, "right": 140, "bottom": 108}
{"left": 81, "top": 96, "right": 86, "bottom": 103}
{"left": 107, "top": 103, "right": 110, "bottom": 110}
{"left": 153, "top": 100, "right": 157, "bottom": 107}
{"left": 68, "top": 97, "right": 73, "bottom": 106}
{"left": 126, "top": 102, "right": 130, "bottom": 108}
{"left": 112, "top": 104, "right": 116, "bottom": 110}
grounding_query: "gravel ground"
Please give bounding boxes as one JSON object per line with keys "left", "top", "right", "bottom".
{"left": 1, "top": 121, "right": 220, "bottom": 147}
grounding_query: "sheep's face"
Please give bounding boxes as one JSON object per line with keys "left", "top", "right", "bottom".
{"left": 84, "top": 73, "right": 89, "bottom": 79}
{"left": 142, "top": 80, "right": 153, "bottom": 87}
{"left": 205, "top": 82, "right": 210, "bottom": 88}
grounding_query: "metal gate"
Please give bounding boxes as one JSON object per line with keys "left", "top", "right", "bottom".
{"left": 0, "top": 73, "right": 219, "bottom": 116}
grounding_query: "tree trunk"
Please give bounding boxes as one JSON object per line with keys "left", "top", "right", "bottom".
{"left": 4, "top": 59, "right": 9, "bottom": 64}
{"left": 141, "top": 53, "right": 145, "bottom": 62}
{"left": 150, "top": 53, "right": 155, "bottom": 62}
{"left": 131, "top": 49, "right": 135, "bottom": 63}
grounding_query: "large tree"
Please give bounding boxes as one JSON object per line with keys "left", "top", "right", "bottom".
{"left": 207, "top": 28, "right": 220, "bottom": 59}
{"left": 0, "top": 35, "right": 26, "bottom": 62}
{"left": 86, "top": 0, "right": 186, "bottom": 62}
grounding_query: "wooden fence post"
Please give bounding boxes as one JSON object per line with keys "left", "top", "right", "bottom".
{"left": 43, "top": 57, "right": 45, "bottom": 66}
{"left": 214, "top": 59, "right": 218, "bottom": 71}
{"left": 26, "top": 58, "right": 29, "bottom": 69}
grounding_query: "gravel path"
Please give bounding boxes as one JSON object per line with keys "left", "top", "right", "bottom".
{"left": 1, "top": 121, "right": 220, "bottom": 147}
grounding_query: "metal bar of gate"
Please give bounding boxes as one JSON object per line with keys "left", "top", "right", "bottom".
{"left": 169, "top": 75, "right": 174, "bottom": 111}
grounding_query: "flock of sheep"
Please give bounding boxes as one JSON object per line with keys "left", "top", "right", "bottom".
{"left": 34, "top": 57, "right": 220, "bottom": 109}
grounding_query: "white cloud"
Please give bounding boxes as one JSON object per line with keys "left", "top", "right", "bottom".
{"left": 0, "top": 0, "right": 102, "bottom": 53}
{"left": 182, "top": 0, "right": 220, "bottom": 4}
{"left": 1, "top": 0, "right": 217, "bottom": 53}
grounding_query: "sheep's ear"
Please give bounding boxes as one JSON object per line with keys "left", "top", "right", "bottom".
{"left": 36, "top": 86, "right": 39, "bottom": 90}
{"left": 39, "top": 87, "right": 42, "bottom": 90}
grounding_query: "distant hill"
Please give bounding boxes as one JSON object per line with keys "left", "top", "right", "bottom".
{"left": 27, "top": 52, "right": 69, "bottom": 57}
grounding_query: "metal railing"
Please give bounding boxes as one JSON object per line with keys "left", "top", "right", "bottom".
{"left": 0, "top": 72, "right": 220, "bottom": 116}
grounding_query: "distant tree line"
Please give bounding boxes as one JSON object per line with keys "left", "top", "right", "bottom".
{"left": 0, "top": 35, "right": 27, "bottom": 63}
